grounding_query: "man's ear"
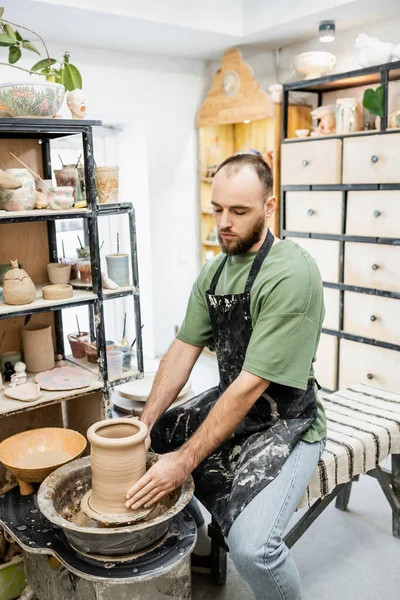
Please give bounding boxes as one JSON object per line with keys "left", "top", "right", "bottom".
{"left": 265, "top": 196, "right": 277, "bottom": 218}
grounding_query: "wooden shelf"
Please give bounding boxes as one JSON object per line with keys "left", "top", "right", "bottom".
{"left": 0, "top": 208, "right": 90, "bottom": 223}
{"left": 202, "top": 239, "right": 219, "bottom": 247}
{"left": 283, "top": 129, "right": 394, "bottom": 143}
{"left": 0, "top": 365, "right": 102, "bottom": 419}
{"left": 66, "top": 355, "right": 140, "bottom": 383}
{"left": 103, "top": 285, "right": 138, "bottom": 299}
{"left": 0, "top": 285, "right": 97, "bottom": 320}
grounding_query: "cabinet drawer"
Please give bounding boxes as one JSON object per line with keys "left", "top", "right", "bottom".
{"left": 285, "top": 191, "right": 342, "bottom": 234}
{"left": 314, "top": 333, "right": 338, "bottom": 391}
{"left": 344, "top": 242, "right": 400, "bottom": 293}
{"left": 346, "top": 191, "right": 400, "bottom": 238}
{"left": 323, "top": 288, "right": 340, "bottom": 331}
{"left": 343, "top": 133, "right": 400, "bottom": 184}
{"left": 343, "top": 292, "right": 400, "bottom": 346}
{"left": 339, "top": 339, "right": 400, "bottom": 391}
{"left": 288, "top": 238, "right": 340, "bottom": 283}
{"left": 281, "top": 139, "right": 342, "bottom": 185}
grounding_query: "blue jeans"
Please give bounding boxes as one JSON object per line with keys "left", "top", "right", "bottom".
{"left": 188, "top": 439, "right": 325, "bottom": 599}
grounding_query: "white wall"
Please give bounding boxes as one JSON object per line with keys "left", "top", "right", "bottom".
{"left": 0, "top": 43, "right": 206, "bottom": 358}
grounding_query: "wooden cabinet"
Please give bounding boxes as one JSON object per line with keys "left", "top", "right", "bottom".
{"left": 344, "top": 242, "right": 400, "bottom": 293}
{"left": 285, "top": 191, "right": 342, "bottom": 234}
{"left": 343, "top": 134, "right": 400, "bottom": 184}
{"left": 281, "top": 139, "right": 342, "bottom": 185}
{"left": 339, "top": 339, "right": 400, "bottom": 391}
{"left": 346, "top": 190, "right": 400, "bottom": 238}
{"left": 343, "top": 292, "right": 400, "bottom": 346}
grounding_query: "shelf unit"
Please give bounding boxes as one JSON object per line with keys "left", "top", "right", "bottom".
{"left": 0, "top": 118, "right": 144, "bottom": 432}
{"left": 281, "top": 61, "right": 400, "bottom": 393}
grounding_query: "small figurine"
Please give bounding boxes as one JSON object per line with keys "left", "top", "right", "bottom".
{"left": 3, "top": 361, "right": 15, "bottom": 382}
{"left": 55, "top": 354, "right": 66, "bottom": 368}
{"left": 311, "top": 105, "right": 336, "bottom": 136}
{"left": 9, "top": 362, "right": 27, "bottom": 387}
{"left": 102, "top": 272, "right": 119, "bottom": 290}
{"left": 67, "top": 89, "right": 88, "bottom": 119}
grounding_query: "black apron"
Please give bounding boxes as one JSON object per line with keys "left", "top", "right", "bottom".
{"left": 152, "top": 229, "right": 318, "bottom": 535}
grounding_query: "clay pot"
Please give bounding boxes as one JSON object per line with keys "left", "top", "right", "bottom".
{"left": 47, "top": 262, "right": 71, "bottom": 285}
{"left": 87, "top": 418, "right": 148, "bottom": 517}
{"left": 22, "top": 324, "right": 55, "bottom": 373}
{"left": 0, "top": 169, "right": 35, "bottom": 211}
{"left": 3, "top": 260, "right": 36, "bottom": 305}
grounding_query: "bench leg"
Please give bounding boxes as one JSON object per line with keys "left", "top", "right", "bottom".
{"left": 335, "top": 481, "right": 353, "bottom": 511}
{"left": 392, "top": 454, "right": 400, "bottom": 539}
{"left": 208, "top": 519, "right": 227, "bottom": 586}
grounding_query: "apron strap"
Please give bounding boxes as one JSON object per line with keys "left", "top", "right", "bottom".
{"left": 244, "top": 229, "right": 275, "bottom": 294}
{"left": 209, "top": 255, "right": 229, "bottom": 294}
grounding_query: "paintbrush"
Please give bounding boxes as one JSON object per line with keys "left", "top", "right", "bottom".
{"left": 62, "top": 240, "right": 66, "bottom": 259}
{"left": 130, "top": 324, "right": 144, "bottom": 349}
{"left": 77, "top": 236, "right": 83, "bottom": 249}
{"left": 59, "top": 154, "right": 65, "bottom": 167}
{"left": 117, "top": 233, "right": 120, "bottom": 255}
{"left": 76, "top": 314, "right": 81, "bottom": 336}
{"left": 10, "top": 152, "right": 49, "bottom": 186}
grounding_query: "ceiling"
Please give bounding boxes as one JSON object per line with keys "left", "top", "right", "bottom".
{"left": 1, "top": 0, "right": 400, "bottom": 59}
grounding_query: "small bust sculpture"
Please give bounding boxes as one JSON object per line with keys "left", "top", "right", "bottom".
{"left": 67, "top": 89, "right": 88, "bottom": 119}
{"left": 311, "top": 105, "right": 336, "bottom": 136}
{"left": 9, "top": 361, "right": 27, "bottom": 387}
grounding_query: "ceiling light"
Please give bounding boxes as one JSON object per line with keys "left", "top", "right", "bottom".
{"left": 243, "top": 120, "right": 251, "bottom": 124}
{"left": 319, "top": 20, "right": 335, "bottom": 43}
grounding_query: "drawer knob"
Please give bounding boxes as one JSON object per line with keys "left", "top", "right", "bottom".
{"left": 371, "top": 155, "right": 379, "bottom": 163}
{"left": 370, "top": 315, "right": 377, "bottom": 322}
{"left": 367, "top": 373, "right": 374, "bottom": 380}
{"left": 302, "top": 160, "right": 309, "bottom": 167}
{"left": 371, "top": 263, "right": 379, "bottom": 271}
{"left": 307, "top": 209, "right": 315, "bottom": 216}
{"left": 373, "top": 210, "right": 381, "bottom": 218}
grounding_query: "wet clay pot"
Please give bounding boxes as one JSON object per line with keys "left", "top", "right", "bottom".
{"left": 87, "top": 418, "right": 147, "bottom": 517}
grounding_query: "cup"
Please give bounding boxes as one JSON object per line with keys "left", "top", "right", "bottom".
{"left": 47, "top": 262, "right": 71, "bottom": 285}
{"left": 116, "top": 345, "right": 132, "bottom": 371}
{"left": 95, "top": 166, "right": 119, "bottom": 204}
{"left": 84, "top": 342, "right": 98, "bottom": 364}
{"left": 68, "top": 331, "right": 89, "bottom": 359}
{"left": 54, "top": 167, "right": 82, "bottom": 203}
{"left": 47, "top": 186, "right": 74, "bottom": 210}
{"left": 60, "top": 257, "right": 78, "bottom": 280}
{"left": 105, "top": 254, "right": 130, "bottom": 286}
{"left": 107, "top": 349, "right": 123, "bottom": 379}
{"left": 78, "top": 260, "right": 92, "bottom": 284}
{"left": 77, "top": 246, "right": 90, "bottom": 259}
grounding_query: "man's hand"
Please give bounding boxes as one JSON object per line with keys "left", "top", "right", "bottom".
{"left": 125, "top": 452, "right": 192, "bottom": 510}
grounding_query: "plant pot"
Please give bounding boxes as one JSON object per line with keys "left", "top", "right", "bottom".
{"left": 68, "top": 332, "right": 89, "bottom": 359}
{"left": 87, "top": 418, "right": 147, "bottom": 517}
{"left": 95, "top": 166, "right": 119, "bottom": 204}
{"left": 22, "top": 324, "right": 55, "bottom": 373}
{"left": 0, "top": 169, "right": 35, "bottom": 211}
{"left": 47, "top": 263, "right": 71, "bottom": 285}
{"left": 0, "top": 82, "right": 65, "bottom": 118}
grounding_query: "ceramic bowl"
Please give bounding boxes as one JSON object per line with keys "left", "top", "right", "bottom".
{"left": 0, "top": 169, "right": 35, "bottom": 211}
{"left": 0, "top": 82, "right": 65, "bottom": 118}
{"left": 47, "top": 262, "right": 71, "bottom": 285}
{"left": 295, "top": 129, "right": 310, "bottom": 138}
{"left": 293, "top": 52, "right": 336, "bottom": 80}
{"left": 47, "top": 186, "right": 74, "bottom": 210}
{"left": 42, "top": 284, "right": 73, "bottom": 300}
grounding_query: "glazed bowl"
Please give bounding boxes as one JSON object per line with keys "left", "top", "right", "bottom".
{"left": 0, "top": 427, "right": 87, "bottom": 495}
{"left": 47, "top": 186, "right": 74, "bottom": 210}
{"left": 0, "top": 169, "right": 35, "bottom": 211}
{"left": 0, "top": 82, "right": 65, "bottom": 117}
{"left": 293, "top": 52, "right": 336, "bottom": 80}
{"left": 295, "top": 129, "right": 310, "bottom": 138}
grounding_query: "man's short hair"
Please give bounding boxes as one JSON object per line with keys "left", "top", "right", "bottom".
{"left": 216, "top": 153, "right": 274, "bottom": 201}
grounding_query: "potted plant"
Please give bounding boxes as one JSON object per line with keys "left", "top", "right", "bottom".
{"left": 0, "top": 6, "right": 82, "bottom": 117}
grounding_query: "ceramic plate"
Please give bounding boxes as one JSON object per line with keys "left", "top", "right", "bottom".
{"left": 117, "top": 373, "right": 192, "bottom": 402}
{"left": 35, "top": 367, "right": 91, "bottom": 391}
{"left": 4, "top": 382, "right": 41, "bottom": 402}
{"left": 113, "top": 391, "right": 193, "bottom": 415}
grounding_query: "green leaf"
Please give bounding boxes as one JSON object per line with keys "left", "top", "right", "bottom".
{"left": 0, "top": 8, "right": 4, "bottom": 18}
{"left": 15, "top": 30, "right": 23, "bottom": 41}
{"left": 9, "top": 45, "right": 21, "bottom": 64}
{"left": 22, "top": 40, "right": 40, "bottom": 54}
{"left": 63, "top": 62, "right": 82, "bottom": 91}
{"left": 0, "top": 33, "right": 16, "bottom": 46}
{"left": 31, "top": 57, "right": 57, "bottom": 72}
{"left": 363, "top": 86, "right": 384, "bottom": 117}
{"left": 3, "top": 24, "right": 16, "bottom": 39}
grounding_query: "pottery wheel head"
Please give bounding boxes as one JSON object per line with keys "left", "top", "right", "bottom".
{"left": 80, "top": 490, "right": 153, "bottom": 525}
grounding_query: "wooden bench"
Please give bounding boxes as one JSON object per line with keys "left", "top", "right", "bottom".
{"left": 208, "top": 383, "right": 400, "bottom": 585}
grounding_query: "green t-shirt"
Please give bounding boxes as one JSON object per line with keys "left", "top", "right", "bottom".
{"left": 177, "top": 238, "right": 327, "bottom": 443}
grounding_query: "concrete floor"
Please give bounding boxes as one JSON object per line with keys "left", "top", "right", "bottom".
{"left": 187, "top": 355, "right": 400, "bottom": 600}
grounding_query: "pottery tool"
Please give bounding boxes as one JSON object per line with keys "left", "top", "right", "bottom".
{"left": 117, "top": 233, "right": 120, "bottom": 255}
{"left": 9, "top": 152, "right": 48, "bottom": 186}
{"left": 76, "top": 315, "right": 81, "bottom": 336}
{"left": 130, "top": 324, "right": 144, "bottom": 349}
{"left": 59, "top": 155, "right": 65, "bottom": 167}
{"left": 75, "top": 154, "right": 82, "bottom": 169}
{"left": 62, "top": 240, "right": 66, "bottom": 259}
{"left": 77, "top": 235, "right": 83, "bottom": 249}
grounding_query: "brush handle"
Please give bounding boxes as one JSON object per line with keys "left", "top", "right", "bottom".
{"left": 10, "top": 152, "right": 46, "bottom": 184}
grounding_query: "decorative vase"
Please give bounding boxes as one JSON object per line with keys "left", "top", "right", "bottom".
{"left": 87, "top": 418, "right": 148, "bottom": 516}
{"left": 336, "top": 98, "right": 360, "bottom": 134}
{"left": 105, "top": 254, "right": 130, "bottom": 286}
{"left": 293, "top": 52, "right": 336, "bottom": 80}
{"left": 0, "top": 169, "right": 35, "bottom": 211}
{"left": 47, "top": 186, "right": 74, "bottom": 210}
{"left": 0, "top": 82, "right": 65, "bottom": 118}
{"left": 95, "top": 166, "right": 119, "bottom": 204}
{"left": 66, "top": 89, "right": 88, "bottom": 119}
{"left": 22, "top": 324, "right": 55, "bottom": 373}
{"left": 3, "top": 260, "right": 36, "bottom": 305}
{"left": 47, "top": 263, "right": 71, "bottom": 285}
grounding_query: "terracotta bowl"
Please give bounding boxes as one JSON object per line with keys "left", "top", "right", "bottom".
{"left": 0, "top": 427, "right": 87, "bottom": 496}
{"left": 42, "top": 284, "right": 73, "bottom": 300}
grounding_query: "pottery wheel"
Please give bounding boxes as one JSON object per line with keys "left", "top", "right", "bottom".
{"left": 80, "top": 489, "right": 153, "bottom": 525}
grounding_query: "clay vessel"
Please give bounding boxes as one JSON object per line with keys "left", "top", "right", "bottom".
{"left": 47, "top": 262, "right": 71, "bottom": 285}
{"left": 3, "top": 260, "right": 36, "bottom": 305}
{"left": 87, "top": 418, "right": 148, "bottom": 517}
{"left": 22, "top": 323, "right": 55, "bottom": 373}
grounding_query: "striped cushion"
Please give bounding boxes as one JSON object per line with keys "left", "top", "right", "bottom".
{"left": 298, "top": 383, "right": 400, "bottom": 508}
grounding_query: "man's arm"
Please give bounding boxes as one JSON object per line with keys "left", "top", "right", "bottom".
{"left": 140, "top": 338, "right": 203, "bottom": 436}
{"left": 126, "top": 370, "right": 269, "bottom": 509}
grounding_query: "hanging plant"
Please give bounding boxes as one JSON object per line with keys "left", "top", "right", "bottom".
{"left": 0, "top": 6, "right": 82, "bottom": 91}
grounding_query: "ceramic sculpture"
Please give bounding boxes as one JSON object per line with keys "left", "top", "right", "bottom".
{"left": 293, "top": 52, "right": 336, "bottom": 80}
{"left": 355, "top": 34, "right": 394, "bottom": 67}
{"left": 311, "top": 105, "right": 336, "bottom": 136}
{"left": 66, "top": 89, "right": 88, "bottom": 119}
{"left": 3, "top": 261, "right": 36, "bottom": 305}
{"left": 9, "top": 362, "right": 27, "bottom": 387}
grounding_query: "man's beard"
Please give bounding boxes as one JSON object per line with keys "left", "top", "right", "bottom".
{"left": 218, "top": 215, "right": 266, "bottom": 256}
